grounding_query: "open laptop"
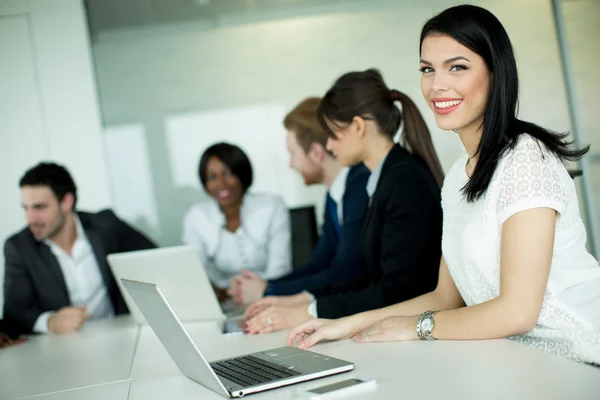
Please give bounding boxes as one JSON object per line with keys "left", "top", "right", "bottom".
{"left": 121, "top": 279, "right": 354, "bottom": 398}
{"left": 107, "top": 246, "right": 244, "bottom": 332}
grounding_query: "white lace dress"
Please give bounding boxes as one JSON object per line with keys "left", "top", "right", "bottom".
{"left": 442, "top": 134, "right": 600, "bottom": 364}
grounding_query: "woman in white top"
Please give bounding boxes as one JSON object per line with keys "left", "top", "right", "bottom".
{"left": 182, "top": 142, "right": 292, "bottom": 298}
{"left": 286, "top": 4, "right": 600, "bottom": 364}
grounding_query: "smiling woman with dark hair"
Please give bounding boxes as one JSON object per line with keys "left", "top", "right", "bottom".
{"left": 198, "top": 143, "right": 254, "bottom": 195}
{"left": 287, "top": 5, "right": 600, "bottom": 365}
{"left": 182, "top": 142, "right": 292, "bottom": 299}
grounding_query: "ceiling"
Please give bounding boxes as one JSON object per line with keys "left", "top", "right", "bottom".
{"left": 84, "top": 0, "right": 591, "bottom": 37}
{"left": 84, "top": 0, "right": 351, "bottom": 35}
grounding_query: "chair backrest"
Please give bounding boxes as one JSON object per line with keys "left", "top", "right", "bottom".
{"left": 568, "top": 169, "right": 583, "bottom": 179}
{"left": 289, "top": 206, "right": 318, "bottom": 269}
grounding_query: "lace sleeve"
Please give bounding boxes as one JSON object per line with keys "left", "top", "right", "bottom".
{"left": 496, "top": 136, "right": 567, "bottom": 224}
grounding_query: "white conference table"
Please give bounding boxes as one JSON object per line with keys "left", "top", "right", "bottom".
{"left": 0, "top": 316, "right": 137, "bottom": 400}
{"left": 1, "top": 316, "right": 599, "bottom": 400}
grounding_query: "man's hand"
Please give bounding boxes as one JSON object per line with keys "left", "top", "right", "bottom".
{"left": 47, "top": 306, "right": 91, "bottom": 334}
{"left": 0, "top": 333, "right": 27, "bottom": 349}
{"left": 235, "top": 270, "right": 267, "bottom": 305}
{"left": 213, "top": 283, "right": 230, "bottom": 303}
{"left": 244, "top": 292, "right": 311, "bottom": 319}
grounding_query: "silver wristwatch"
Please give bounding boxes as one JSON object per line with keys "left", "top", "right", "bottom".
{"left": 417, "top": 310, "right": 439, "bottom": 340}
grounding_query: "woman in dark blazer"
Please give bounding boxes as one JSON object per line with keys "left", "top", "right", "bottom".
{"left": 312, "top": 69, "right": 444, "bottom": 318}
{"left": 244, "top": 69, "right": 444, "bottom": 333}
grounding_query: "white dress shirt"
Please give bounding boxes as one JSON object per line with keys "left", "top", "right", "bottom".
{"left": 182, "top": 192, "right": 292, "bottom": 289}
{"left": 33, "top": 215, "right": 114, "bottom": 333}
{"left": 328, "top": 167, "right": 349, "bottom": 225}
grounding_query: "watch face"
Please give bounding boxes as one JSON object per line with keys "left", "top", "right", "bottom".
{"left": 422, "top": 318, "right": 433, "bottom": 331}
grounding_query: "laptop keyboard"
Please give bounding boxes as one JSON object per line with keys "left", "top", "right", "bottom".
{"left": 211, "top": 355, "right": 302, "bottom": 388}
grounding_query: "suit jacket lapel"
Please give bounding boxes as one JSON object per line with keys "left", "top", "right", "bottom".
{"left": 36, "top": 242, "right": 70, "bottom": 303}
{"left": 360, "top": 146, "right": 397, "bottom": 248}
{"left": 360, "top": 196, "right": 376, "bottom": 245}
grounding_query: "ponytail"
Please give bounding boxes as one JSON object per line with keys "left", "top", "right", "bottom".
{"left": 390, "top": 90, "right": 444, "bottom": 188}
{"left": 318, "top": 69, "right": 444, "bottom": 188}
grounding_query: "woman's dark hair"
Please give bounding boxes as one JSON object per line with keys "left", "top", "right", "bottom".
{"left": 20, "top": 162, "right": 78, "bottom": 209}
{"left": 198, "top": 142, "right": 253, "bottom": 193}
{"left": 317, "top": 68, "right": 444, "bottom": 187}
{"left": 420, "top": 4, "right": 589, "bottom": 201}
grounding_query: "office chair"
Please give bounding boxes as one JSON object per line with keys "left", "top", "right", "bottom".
{"left": 568, "top": 169, "right": 583, "bottom": 179}
{"left": 289, "top": 206, "right": 318, "bottom": 268}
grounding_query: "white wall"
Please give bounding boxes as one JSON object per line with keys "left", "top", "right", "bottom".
{"left": 92, "top": 0, "right": 576, "bottom": 248}
{"left": 0, "top": 0, "right": 112, "bottom": 313}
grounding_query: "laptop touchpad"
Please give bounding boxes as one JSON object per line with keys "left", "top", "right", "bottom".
{"left": 222, "top": 319, "right": 244, "bottom": 335}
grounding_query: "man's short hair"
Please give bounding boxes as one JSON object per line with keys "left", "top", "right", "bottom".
{"left": 19, "top": 162, "right": 78, "bottom": 208}
{"left": 198, "top": 142, "right": 253, "bottom": 193}
{"left": 284, "top": 97, "right": 331, "bottom": 155}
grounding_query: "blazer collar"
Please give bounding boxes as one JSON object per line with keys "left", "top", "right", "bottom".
{"left": 36, "top": 241, "right": 70, "bottom": 302}
{"left": 365, "top": 144, "right": 409, "bottom": 204}
{"left": 28, "top": 227, "right": 69, "bottom": 302}
{"left": 31, "top": 212, "right": 111, "bottom": 302}
{"left": 380, "top": 143, "right": 409, "bottom": 177}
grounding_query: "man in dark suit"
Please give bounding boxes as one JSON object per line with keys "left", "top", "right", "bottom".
{"left": 3, "top": 162, "right": 156, "bottom": 335}
{"left": 230, "top": 97, "right": 370, "bottom": 314}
